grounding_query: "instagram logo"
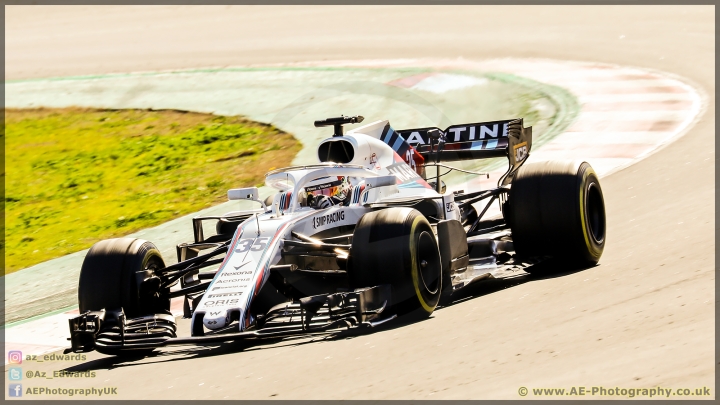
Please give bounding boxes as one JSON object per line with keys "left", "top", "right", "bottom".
{"left": 8, "top": 351, "right": 22, "bottom": 364}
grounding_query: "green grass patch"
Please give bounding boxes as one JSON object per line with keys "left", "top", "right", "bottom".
{"left": 4, "top": 108, "right": 301, "bottom": 274}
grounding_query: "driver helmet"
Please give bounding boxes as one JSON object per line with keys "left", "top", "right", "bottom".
{"left": 305, "top": 176, "right": 351, "bottom": 204}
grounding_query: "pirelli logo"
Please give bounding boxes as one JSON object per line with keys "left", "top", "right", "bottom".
{"left": 208, "top": 293, "right": 243, "bottom": 298}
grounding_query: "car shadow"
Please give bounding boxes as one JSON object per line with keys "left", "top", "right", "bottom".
{"left": 61, "top": 326, "right": 380, "bottom": 372}
{"left": 439, "top": 258, "right": 598, "bottom": 308}
{"left": 62, "top": 259, "right": 598, "bottom": 372}
{"left": 523, "top": 258, "right": 600, "bottom": 280}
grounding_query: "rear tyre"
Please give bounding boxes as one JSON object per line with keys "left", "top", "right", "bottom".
{"left": 508, "top": 161, "right": 606, "bottom": 265}
{"left": 78, "top": 238, "right": 169, "bottom": 319}
{"left": 349, "top": 208, "right": 442, "bottom": 317}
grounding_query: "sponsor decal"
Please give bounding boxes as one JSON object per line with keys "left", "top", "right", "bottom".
{"left": 405, "top": 131, "right": 425, "bottom": 145}
{"left": 233, "top": 260, "right": 252, "bottom": 270}
{"left": 215, "top": 278, "right": 250, "bottom": 284}
{"left": 212, "top": 286, "right": 238, "bottom": 291}
{"left": 221, "top": 270, "right": 253, "bottom": 277}
{"left": 369, "top": 153, "right": 378, "bottom": 166}
{"left": 208, "top": 293, "right": 243, "bottom": 298}
{"left": 305, "top": 179, "right": 342, "bottom": 193}
{"left": 312, "top": 210, "right": 346, "bottom": 229}
{"left": 514, "top": 141, "right": 528, "bottom": 162}
{"left": 445, "top": 202, "right": 455, "bottom": 212}
{"left": 400, "top": 120, "right": 511, "bottom": 145}
{"left": 204, "top": 299, "right": 240, "bottom": 307}
{"left": 387, "top": 162, "right": 421, "bottom": 183}
{"left": 447, "top": 124, "right": 505, "bottom": 142}
{"left": 379, "top": 124, "right": 424, "bottom": 173}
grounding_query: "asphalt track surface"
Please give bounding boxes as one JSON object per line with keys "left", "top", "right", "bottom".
{"left": 4, "top": 5, "right": 715, "bottom": 400}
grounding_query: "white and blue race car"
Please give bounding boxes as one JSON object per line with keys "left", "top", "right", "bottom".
{"left": 67, "top": 115, "right": 606, "bottom": 355}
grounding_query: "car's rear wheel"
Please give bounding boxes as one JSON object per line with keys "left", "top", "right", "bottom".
{"left": 78, "top": 238, "right": 170, "bottom": 319}
{"left": 349, "top": 208, "right": 442, "bottom": 317}
{"left": 508, "top": 161, "right": 606, "bottom": 265}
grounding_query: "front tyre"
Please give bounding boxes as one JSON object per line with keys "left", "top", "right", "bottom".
{"left": 349, "top": 208, "right": 442, "bottom": 317}
{"left": 508, "top": 161, "right": 606, "bottom": 265}
{"left": 78, "top": 238, "right": 169, "bottom": 318}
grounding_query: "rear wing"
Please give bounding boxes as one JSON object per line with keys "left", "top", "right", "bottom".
{"left": 397, "top": 118, "right": 532, "bottom": 185}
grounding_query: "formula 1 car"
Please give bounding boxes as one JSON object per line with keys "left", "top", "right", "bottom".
{"left": 67, "top": 115, "right": 606, "bottom": 355}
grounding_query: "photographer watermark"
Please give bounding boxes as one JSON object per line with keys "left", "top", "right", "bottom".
{"left": 9, "top": 386, "right": 117, "bottom": 398}
{"left": 518, "top": 386, "right": 711, "bottom": 398}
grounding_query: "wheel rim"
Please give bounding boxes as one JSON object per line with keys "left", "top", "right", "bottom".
{"left": 416, "top": 231, "right": 441, "bottom": 294}
{"left": 140, "top": 253, "right": 168, "bottom": 310}
{"left": 586, "top": 182, "right": 605, "bottom": 244}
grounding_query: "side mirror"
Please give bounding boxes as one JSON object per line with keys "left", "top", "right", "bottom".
{"left": 228, "top": 187, "right": 259, "bottom": 201}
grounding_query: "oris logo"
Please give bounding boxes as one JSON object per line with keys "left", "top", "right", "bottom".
{"left": 204, "top": 299, "right": 240, "bottom": 307}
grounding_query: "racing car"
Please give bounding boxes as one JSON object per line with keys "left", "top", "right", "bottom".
{"left": 67, "top": 115, "right": 606, "bottom": 356}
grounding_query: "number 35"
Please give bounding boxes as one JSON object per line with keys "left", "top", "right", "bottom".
{"left": 235, "top": 237, "right": 269, "bottom": 253}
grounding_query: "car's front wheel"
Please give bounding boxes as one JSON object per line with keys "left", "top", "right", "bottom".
{"left": 349, "top": 208, "right": 442, "bottom": 317}
{"left": 78, "top": 238, "right": 170, "bottom": 318}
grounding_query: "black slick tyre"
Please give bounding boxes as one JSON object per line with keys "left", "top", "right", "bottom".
{"left": 508, "top": 161, "right": 606, "bottom": 265}
{"left": 78, "top": 238, "right": 169, "bottom": 318}
{"left": 349, "top": 208, "right": 442, "bottom": 317}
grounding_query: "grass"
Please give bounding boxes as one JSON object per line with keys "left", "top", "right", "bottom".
{"left": 3, "top": 108, "right": 301, "bottom": 274}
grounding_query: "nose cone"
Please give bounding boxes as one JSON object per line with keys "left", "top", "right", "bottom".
{"left": 203, "top": 309, "right": 228, "bottom": 330}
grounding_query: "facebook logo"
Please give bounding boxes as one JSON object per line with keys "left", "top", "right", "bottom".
{"left": 9, "top": 384, "right": 22, "bottom": 397}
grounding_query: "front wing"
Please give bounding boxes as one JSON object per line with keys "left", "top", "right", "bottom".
{"left": 66, "top": 285, "right": 393, "bottom": 355}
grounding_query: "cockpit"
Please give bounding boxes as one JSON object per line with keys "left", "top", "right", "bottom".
{"left": 264, "top": 164, "right": 396, "bottom": 213}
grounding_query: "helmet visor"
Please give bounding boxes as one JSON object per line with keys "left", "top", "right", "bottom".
{"left": 305, "top": 177, "right": 344, "bottom": 198}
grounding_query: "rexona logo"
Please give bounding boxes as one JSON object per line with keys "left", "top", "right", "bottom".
{"left": 204, "top": 299, "right": 240, "bottom": 307}
{"left": 312, "top": 210, "right": 346, "bottom": 229}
